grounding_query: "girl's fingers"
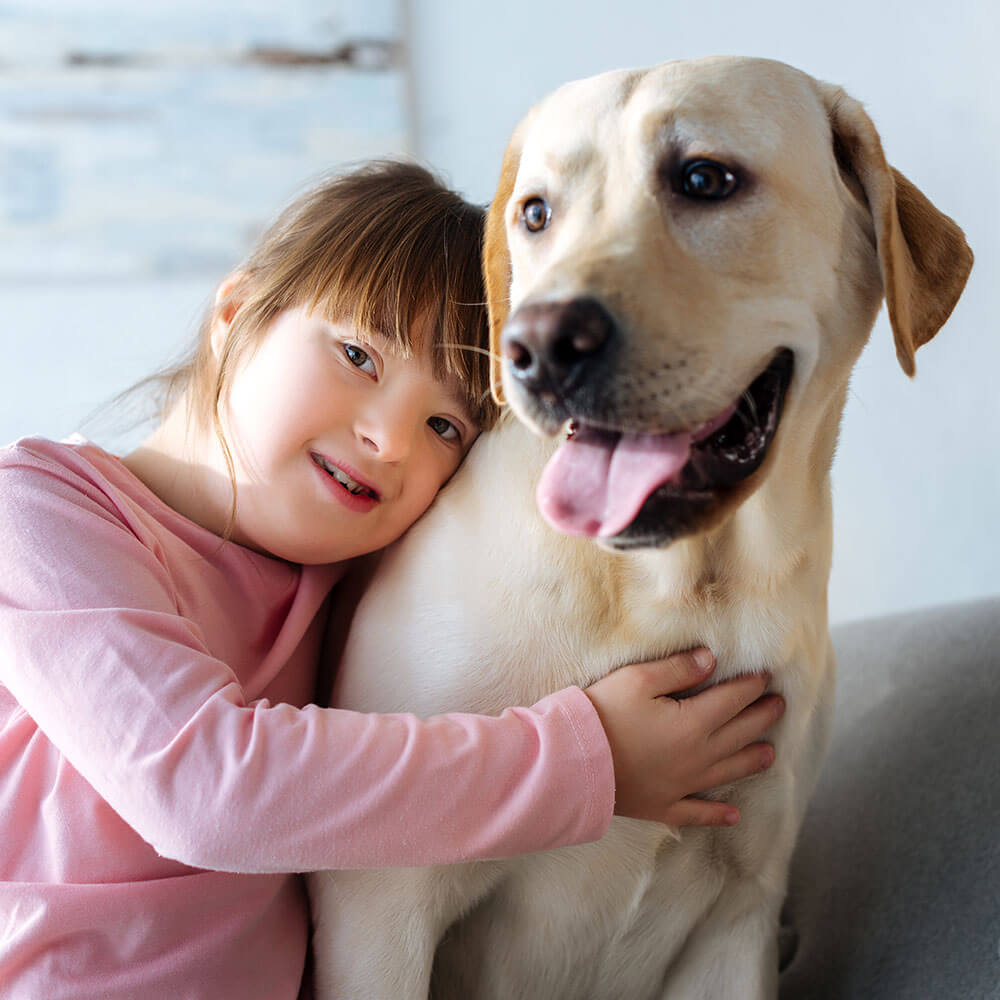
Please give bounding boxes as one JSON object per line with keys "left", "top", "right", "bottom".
{"left": 687, "top": 672, "right": 772, "bottom": 731}
{"left": 638, "top": 648, "right": 716, "bottom": 698}
{"left": 661, "top": 797, "right": 741, "bottom": 828}
{"left": 711, "top": 693, "right": 785, "bottom": 756}
{"left": 700, "top": 741, "right": 776, "bottom": 790}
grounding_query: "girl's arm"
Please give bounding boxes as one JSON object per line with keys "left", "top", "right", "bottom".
{"left": 0, "top": 448, "right": 614, "bottom": 874}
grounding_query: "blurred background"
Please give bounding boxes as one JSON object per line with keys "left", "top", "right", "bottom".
{"left": 1, "top": 0, "right": 996, "bottom": 625}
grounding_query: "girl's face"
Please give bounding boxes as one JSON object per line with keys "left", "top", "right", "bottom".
{"left": 218, "top": 306, "right": 478, "bottom": 564}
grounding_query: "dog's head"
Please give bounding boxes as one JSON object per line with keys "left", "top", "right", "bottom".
{"left": 485, "top": 56, "right": 972, "bottom": 550}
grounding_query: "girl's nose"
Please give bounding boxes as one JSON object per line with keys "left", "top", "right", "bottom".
{"left": 355, "top": 401, "right": 418, "bottom": 463}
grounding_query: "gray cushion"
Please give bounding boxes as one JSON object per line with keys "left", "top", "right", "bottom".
{"left": 779, "top": 598, "right": 1000, "bottom": 998}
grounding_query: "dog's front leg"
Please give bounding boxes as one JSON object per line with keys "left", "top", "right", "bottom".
{"left": 659, "top": 879, "right": 785, "bottom": 1000}
{"left": 308, "top": 861, "right": 502, "bottom": 1000}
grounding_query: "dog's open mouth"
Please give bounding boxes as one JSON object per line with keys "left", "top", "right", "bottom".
{"left": 536, "top": 349, "right": 794, "bottom": 540}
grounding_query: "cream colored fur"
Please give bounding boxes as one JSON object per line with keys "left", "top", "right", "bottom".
{"left": 308, "top": 56, "right": 971, "bottom": 999}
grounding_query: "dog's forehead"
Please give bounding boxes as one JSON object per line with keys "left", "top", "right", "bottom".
{"left": 517, "top": 57, "right": 827, "bottom": 179}
{"left": 515, "top": 68, "right": 644, "bottom": 180}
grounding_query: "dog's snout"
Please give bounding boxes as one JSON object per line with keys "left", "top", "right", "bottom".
{"left": 502, "top": 298, "right": 616, "bottom": 397}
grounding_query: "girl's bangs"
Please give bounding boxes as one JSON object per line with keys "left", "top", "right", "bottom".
{"left": 301, "top": 217, "right": 496, "bottom": 427}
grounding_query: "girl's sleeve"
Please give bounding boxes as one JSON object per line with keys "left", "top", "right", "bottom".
{"left": 0, "top": 454, "right": 615, "bottom": 874}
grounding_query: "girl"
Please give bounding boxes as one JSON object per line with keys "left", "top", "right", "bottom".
{"left": 0, "top": 161, "right": 783, "bottom": 998}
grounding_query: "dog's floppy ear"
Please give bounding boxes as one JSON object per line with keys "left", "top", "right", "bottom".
{"left": 485, "top": 136, "right": 522, "bottom": 405}
{"left": 820, "top": 86, "right": 973, "bottom": 376}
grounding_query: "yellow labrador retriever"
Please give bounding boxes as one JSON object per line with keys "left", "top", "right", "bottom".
{"left": 309, "top": 56, "right": 971, "bottom": 998}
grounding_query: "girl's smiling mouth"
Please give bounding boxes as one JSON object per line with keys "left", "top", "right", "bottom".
{"left": 310, "top": 453, "right": 381, "bottom": 503}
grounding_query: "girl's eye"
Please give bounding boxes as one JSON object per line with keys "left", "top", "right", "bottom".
{"left": 344, "top": 343, "right": 377, "bottom": 375}
{"left": 427, "top": 415, "right": 460, "bottom": 442}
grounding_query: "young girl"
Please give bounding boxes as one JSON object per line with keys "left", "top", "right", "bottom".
{"left": 0, "top": 161, "right": 783, "bottom": 999}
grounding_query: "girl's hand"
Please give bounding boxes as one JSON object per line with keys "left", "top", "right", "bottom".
{"left": 583, "top": 649, "right": 784, "bottom": 827}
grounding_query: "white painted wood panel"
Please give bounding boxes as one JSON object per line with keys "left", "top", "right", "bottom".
{"left": 0, "top": 0, "right": 408, "bottom": 281}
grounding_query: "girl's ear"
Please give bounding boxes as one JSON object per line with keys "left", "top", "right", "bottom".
{"left": 210, "top": 272, "right": 248, "bottom": 358}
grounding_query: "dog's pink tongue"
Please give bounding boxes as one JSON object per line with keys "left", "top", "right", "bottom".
{"left": 537, "top": 428, "right": 692, "bottom": 538}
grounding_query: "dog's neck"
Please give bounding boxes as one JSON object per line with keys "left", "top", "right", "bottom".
{"left": 623, "top": 487, "right": 830, "bottom": 610}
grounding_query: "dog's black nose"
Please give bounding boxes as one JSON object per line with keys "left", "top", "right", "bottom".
{"left": 502, "top": 298, "right": 616, "bottom": 398}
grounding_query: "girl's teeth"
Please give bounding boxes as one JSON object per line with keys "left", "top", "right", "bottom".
{"left": 316, "top": 456, "right": 374, "bottom": 497}
{"left": 335, "top": 471, "right": 367, "bottom": 495}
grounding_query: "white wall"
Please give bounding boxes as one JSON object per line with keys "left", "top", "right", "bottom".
{"left": 407, "top": 0, "right": 1000, "bottom": 625}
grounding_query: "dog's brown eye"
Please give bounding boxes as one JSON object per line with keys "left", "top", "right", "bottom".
{"left": 522, "top": 197, "right": 551, "bottom": 232}
{"left": 681, "top": 160, "right": 739, "bottom": 200}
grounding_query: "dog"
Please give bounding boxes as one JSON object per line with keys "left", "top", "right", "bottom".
{"left": 308, "top": 55, "right": 971, "bottom": 998}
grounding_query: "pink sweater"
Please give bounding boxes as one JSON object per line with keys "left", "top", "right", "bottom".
{"left": 0, "top": 437, "right": 615, "bottom": 999}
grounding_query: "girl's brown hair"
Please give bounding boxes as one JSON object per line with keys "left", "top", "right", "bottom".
{"left": 151, "top": 160, "right": 498, "bottom": 455}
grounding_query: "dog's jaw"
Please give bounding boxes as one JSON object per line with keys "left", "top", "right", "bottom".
{"left": 504, "top": 345, "right": 795, "bottom": 550}
{"left": 601, "top": 347, "right": 795, "bottom": 549}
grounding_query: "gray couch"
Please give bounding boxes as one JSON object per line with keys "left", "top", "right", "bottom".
{"left": 779, "top": 598, "right": 1000, "bottom": 998}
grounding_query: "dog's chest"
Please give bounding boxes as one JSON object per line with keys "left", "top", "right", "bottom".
{"left": 430, "top": 811, "right": 781, "bottom": 1000}
{"left": 468, "top": 548, "right": 801, "bottom": 710}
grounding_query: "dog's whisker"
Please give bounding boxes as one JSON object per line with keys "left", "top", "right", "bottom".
{"left": 435, "top": 342, "right": 503, "bottom": 363}
{"left": 739, "top": 390, "right": 760, "bottom": 427}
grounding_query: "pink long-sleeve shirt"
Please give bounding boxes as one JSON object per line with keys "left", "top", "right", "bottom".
{"left": 0, "top": 436, "right": 615, "bottom": 999}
